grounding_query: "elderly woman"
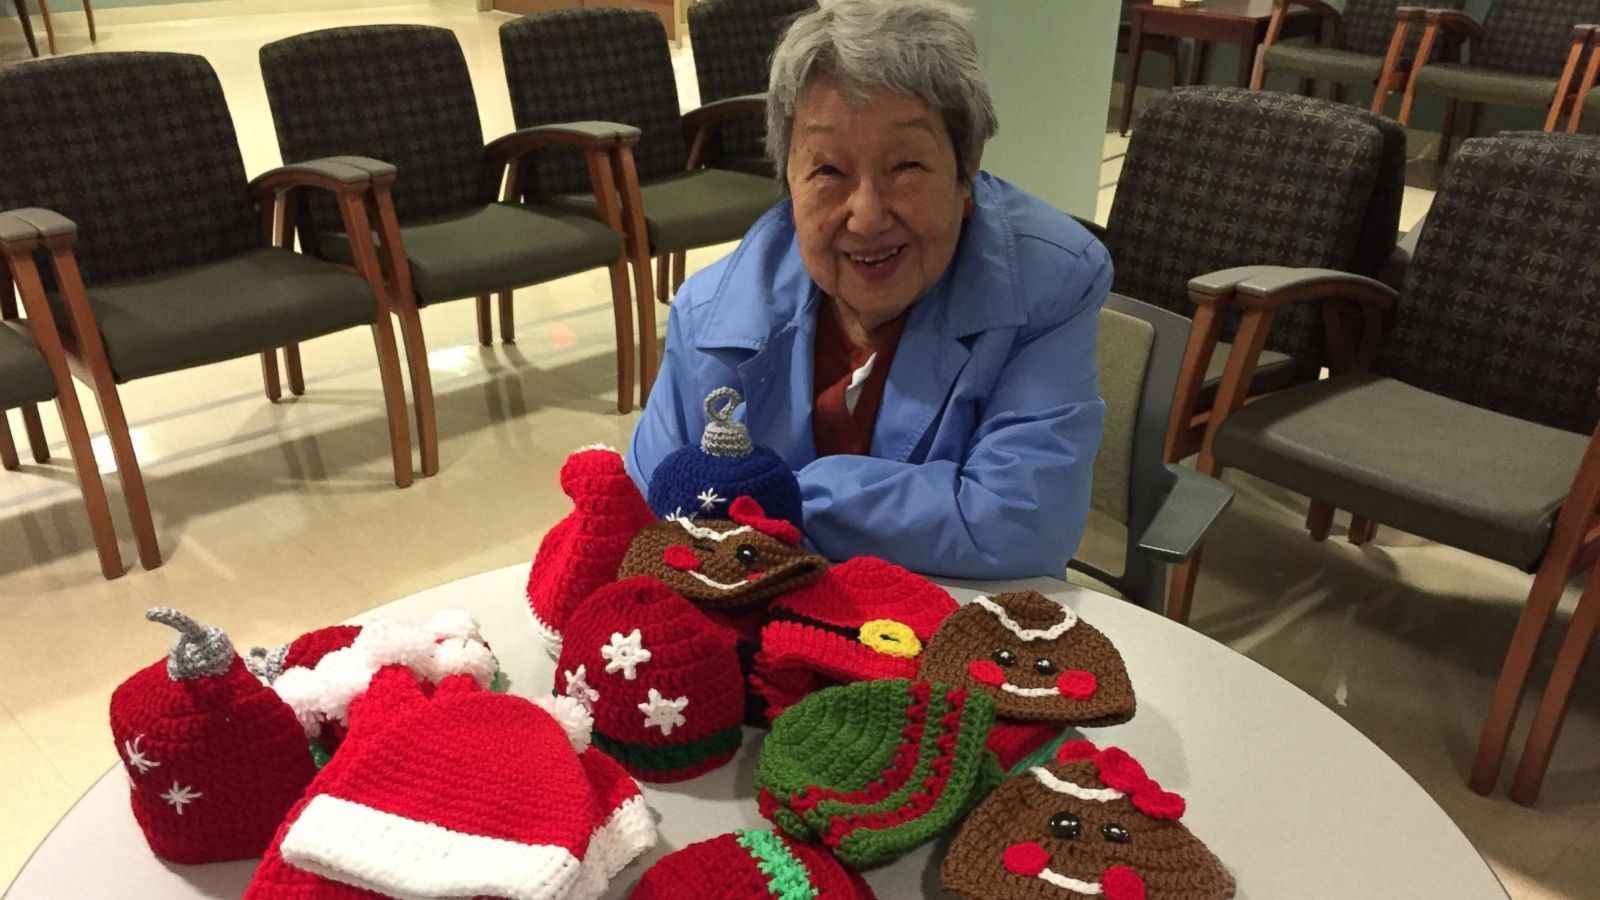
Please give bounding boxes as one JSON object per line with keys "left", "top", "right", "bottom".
{"left": 626, "top": 0, "right": 1110, "bottom": 579}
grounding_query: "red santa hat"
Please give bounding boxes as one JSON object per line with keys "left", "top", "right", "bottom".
{"left": 527, "top": 446, "right": 657, "bottom": 653}
{"left": 246, "top": 667, "right": 654, "bottom": 900}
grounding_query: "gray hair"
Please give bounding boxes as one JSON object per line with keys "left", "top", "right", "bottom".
{"left": 765, "top": 0, "right": 998, "bottom": 186}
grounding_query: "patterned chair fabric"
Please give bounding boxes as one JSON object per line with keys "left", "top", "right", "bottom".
{"left": 1342, "top": 0, "right": 1463, "bottom": 56}
{"left": 0, "top": 52, "right": 259, "bottom": 287}
{"left": 687, "top": 0, "right": 815, "bottom": 169}
{"left": 1104, "top": 87, "right": 1404, "bottom": 377}
{"left": 501, "top": 8, "right": 686, "bottom": 198}
{"left": 1386, "top": 133, "right": 1600, "bottom": 434}
{"left": 260, "top": 25, "right": 492, "bottom": 244}
{"left": 1474, "top": 0, "right": 1600, "bottom": 78}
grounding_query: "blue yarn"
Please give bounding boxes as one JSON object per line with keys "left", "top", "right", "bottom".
{"left": 648, "top": 444, "right": 803, "bottom": 529}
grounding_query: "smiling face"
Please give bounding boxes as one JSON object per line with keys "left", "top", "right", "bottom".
{"left": 919, "top": 592, "right": 1135, "bottom": 725}
{"left": 943, "top": 755, "right": 1234, "bottom": 900}
{"left": 619, "top": 517, "right": 826, "bottom": 611}
{"left": 786, "top": 75, "right": 973, "bottom": 333}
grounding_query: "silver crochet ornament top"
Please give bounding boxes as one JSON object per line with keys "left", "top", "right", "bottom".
{"left": 147, "top": 607, "right": 235, "bottom": 681}
{"left": 701, "top": 386, "right": 753, "bottom": 456}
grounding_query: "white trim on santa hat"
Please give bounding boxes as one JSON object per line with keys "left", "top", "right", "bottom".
{"left": 529, "top": 603, "right": 565, "bottom": 659}
{"left": 560, "top": 794, "right": 657, "bottom": 900}
{"left": 973, "top": 597, "right": 1078, "bottom": 642}
{"left": 1029, "top": 766, "right": 1126, "bottom": 803}
{"left": 281, "top": 794, "right": 584, "bottom": 900}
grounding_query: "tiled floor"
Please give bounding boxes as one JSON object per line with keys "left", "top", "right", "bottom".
{"left": 1, "top": 5, "right": 1596, "bottom": 898}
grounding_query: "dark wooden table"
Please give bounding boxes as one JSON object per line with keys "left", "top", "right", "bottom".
{"left": 1120, "top": 0, "right": 1323, "bottom": 135}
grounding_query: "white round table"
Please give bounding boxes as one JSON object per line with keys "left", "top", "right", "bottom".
{"left": 6, "top": 565, "right": 1507, "bottom": 899}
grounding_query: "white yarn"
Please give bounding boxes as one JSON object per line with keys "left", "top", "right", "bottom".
{"left": 532, "top": 695, "right": 594, "bottom": 754}
{"left": 575, "top": 443, "right": 618, "bottom": 453}
{"left": 425, "top": 609, "right": 481, "bottom": 642}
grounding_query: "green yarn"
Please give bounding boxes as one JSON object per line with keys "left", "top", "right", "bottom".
{"left": 490, "top": 666, "right": 508, "bottom": 694}
{"left": 1004, "top": 728, "right": 1078, "bottom": 778}
{"left": 308, "top": 735, "right": 333, "bottom": 770}
{"left": 591, "top": 724, "right": 742, "bottom": 772}
{"left": 734, "top": 830, "right": 819, "bottom": 900}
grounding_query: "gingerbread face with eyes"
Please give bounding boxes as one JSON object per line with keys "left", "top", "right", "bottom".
{"left": 942, "top": 740, "right": 1234, "bottom": 900}
{"left": 918, "top": 591, "right": 1134, "bottom": 725}
{"left": 619, "top": 496, "right": 827, "bottom": 612}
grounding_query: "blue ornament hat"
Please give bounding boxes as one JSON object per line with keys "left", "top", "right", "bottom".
{"left": 647, "top": 387, "right": 804, "bottom": 531}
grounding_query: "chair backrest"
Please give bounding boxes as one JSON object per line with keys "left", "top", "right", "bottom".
{"left": 686, "top": 0, "right": 815, "bottom": 168}
{"left": 1105, "top": 87, "right": 1404, "bottom": 378}
{"left": 0, "top": 53, "right": 259, "bottom": 287}
{"left": 1387, "top": 133, "right": 1600, "bottom": 435}
{"left": 260, "top": 25, "right": 491, "bottom": 243}
{"left": 1073, "top": 292, "right": 1193, "bottom": 610}
{"left": 1339, "top": 0, "right": 1462, "bottom": 57}
{"left": 1477, "top": 0, "right": 1600, "bottom": 77}
{"left": 501, "top": 8, "right": 685, "bottom": 197}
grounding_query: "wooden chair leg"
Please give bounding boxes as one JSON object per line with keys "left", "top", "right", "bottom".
{"left": 612, "top": 148, "right": 658, "bottom": 406}
{"left": 607, "top": 260, "right": 635, "bottom": 415}
{"left": 20, "top": 402, "right": 47, "bottom": 463}
{"left": 260, "top": 350, "right": 282, "bottom": 402}
{"left": 81, "top": 0, "right": 93, "bottom": 42}
{"left": 475, "top": 294, "right": 492, "bottom": 346}
{"left": 1509, "top": 558, "right": 1600, "bottom": 805}
{"left": 1166, "top": 548, "right": 1204, "bottom": 624}
{"left": 0, "top": 410, "right": 19, "bottom": 471}
{"left": 672, "top": 250, "right": 686, "bottom": 297}
{"left": 1436, "top": 97, "right": 1459, "bottom": 165}
{"left": 10, "top": 0, "right": 39, "bottom": 57}
{"left": 392, "top": 300, "right": 439, "bottom": 478}
{"left": 655, "top": 255, "right": 669, "bottom": 304}
{"left": 283, "top": 344, "right": 305, "bottom": 396}
{"left": 36, "top": 0, "right": 55, "bottom": 53}
{"left": 1307, "top": 499, "right": 1334, "bottom": 541}
{"left": 498, "top": 290, "right": 515, "bottom": 344}
{"left": 53, "top": 388, "right": 123, "bottom": 578}
{"left": 369, "top": 318, "right": 414, "bottom": 488}
{"left": 85, "top": 377, "right": 161, "bottom": 569}
{"left": 1348, "top": 515, "right": 1378, "bottom": 545}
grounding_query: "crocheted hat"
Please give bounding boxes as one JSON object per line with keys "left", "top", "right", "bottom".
{"left": 942, "top": 740, "right": 1234, "bottom": 900}
{"left": 557, "top": 576, "right": 746, "bottom": 782}
{"left": 244, "top": 624, "right": 362, "bottom": 684}
{"left": 919, "top": 591, "right": 1136, "bottom": 726}
{"left": 619, "top": 496, "right": 826, "bottom": 612}
{"left": 647, "top": 387, "right": 803, "bottom": 530}
{"left": 752, "top": 556, "right": 958, "bottom": 721}
{"left": 987, "top": 720, "right": 1072, "bottom": 775}
{"left": 527, "top": 445, "right": 658, "bottom": 652}
{"left": 630, "top": 829, "right": 877, "bottom": 899}
{"left": 247, "top": 667, "right": 656, "bottom": 900}
{"left": 109, "top": 608, "right": 316, "bottom": 864}
{"left": 755, "top": 678, "right": 1000, "bottom": 868}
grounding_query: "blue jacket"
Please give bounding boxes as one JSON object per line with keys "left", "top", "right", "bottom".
{"left": 625, "top": 172, "right": 1111, "bottom": 579}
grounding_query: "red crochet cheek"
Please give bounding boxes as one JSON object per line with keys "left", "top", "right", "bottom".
{"left": 1102, "top": 865, "right": 1146, "bottom": 900}
{"left": 1003, "top": 841, "right": 1050, "bottom": 877}
{"left": 967, "top": 660, "right": 1006, "bottom": 687}
{"left": 662, "top": 545, "right": 700, "bottom": 571}
{"left": 745, "top": 572, "right": 765, "bottom": 581}
{"left": 1058, "top": 670, "right": 1098, "bottom": 701}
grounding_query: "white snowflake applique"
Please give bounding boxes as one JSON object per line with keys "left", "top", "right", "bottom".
{"left": 161, "top": 782, "right": 202, "bottom": 815}
{"left": 600, "top": 629, "right": 652, "bottom": 680}
{"left": 696, "top": 488, "right": 726, "bottom": 512}
{"left": 563, "top": 664, "right": 600, "bottom": 708}
{"left": 123, "top": 735, "right": 160, "bottom": 776}
{"left": 637, "top": 688, "right": 688, "bottom": 736}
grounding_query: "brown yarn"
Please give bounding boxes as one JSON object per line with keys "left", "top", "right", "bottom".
{"left": 619, "top": 519, "right": 826, "bottom": 612}
{"left": 919, "top": 591, "right": 1135, "bottom": 726}
{"left": 943, "top": 755, "right": 1235, "bottom": 899}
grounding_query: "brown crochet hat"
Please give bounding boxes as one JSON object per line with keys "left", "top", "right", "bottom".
{"left": 942, "top": 740, "right": 1234, "bottom": 900}
{"left": 918, "top": 591, "right": 1134, "bottom": 726}
{"left": 618, "top": 497, "right": 826, "bottom": 612}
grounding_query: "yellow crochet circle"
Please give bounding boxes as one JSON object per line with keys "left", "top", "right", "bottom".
{"left": 858, "top": 619, "right": 922, "bottom": 658}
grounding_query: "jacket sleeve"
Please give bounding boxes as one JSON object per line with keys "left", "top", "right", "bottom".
{"left": 796, "top": 246, "right": 1111, "bottom": 579}
{"left": 624, "top": 296, "right": 700, "bottom": 495}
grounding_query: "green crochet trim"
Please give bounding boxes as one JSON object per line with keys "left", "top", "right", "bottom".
{"left": 1005, "top": 729, "right": 1078, "bottom": 778}
{"left": 490, "top": 668, "right": 508, "bottom": 694}
{"left": 756, "top": 679, "right": 914, "bottom": 806}
{"left": 308, "top": 735, "right": 333, "bottom": 770}
{"left": 591, "top": 725, "right": 742, "bottom": 772}
{"left": 734, "top": 830, "right": 818, "bottom": 900}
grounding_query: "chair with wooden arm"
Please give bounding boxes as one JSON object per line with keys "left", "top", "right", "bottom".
{"left": 1388, "top": 1, "right": 1599, "bottom": 162}
{"left": 0, "top": 52, "right": 415, "bottom": 571}
{"left": 1567, "top": 24, "right": 1600, "bottom": 131}
{"left": 1254, "top": 0, "right": 1462, "bottom": 114}
{"left": 686, "top": 0, "right": 816, "bottom": 178}
{"left": 500, "top": 7, "right": 784, "bottom": 405}
{"left": 1106, "top": 87, "right": 1405, "bottom": 465}
{"left": 1166, "top": 132, "right": 1600, "bottom": 803}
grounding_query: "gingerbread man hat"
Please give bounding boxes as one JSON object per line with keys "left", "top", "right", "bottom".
{"left": 943, "top": 740, "right": 1234, "bottom": 900}
{"left": 919, "top": 591, "right": 1135, "bottom": 726}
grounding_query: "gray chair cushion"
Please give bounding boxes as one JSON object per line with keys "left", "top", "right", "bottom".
{"left": 321, "top": 202, "right": 622, "bottom": 305}
{"left": 1412, "top": 63, "right": 1560, "bottom": 109}
{"left": 1213, "top": 373, "right": 1589, "bottom": 571}
{"left": 0, "top": 326, "right": 55, "bottom": 409}
{"left": 1263, "top": 45, "right": 1386, "bottom": 85}
{"left": 552, "top": 169, "right": 781, "bottom": 253}
{"left": 76, "top": 249, "right": 377, "bottom": 382}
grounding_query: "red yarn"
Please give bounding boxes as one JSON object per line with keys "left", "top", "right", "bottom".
{"left": 966, "top": 660, "right": 1005, "bottom": 687}
{"left": 1003, "top": 841, "right": 1049, "bottom": 877}
{"left": 1102, "top": 865, "right": 1147, "bottom": 900}
{"left": 1054, "top": 738, "right": 1099, "bottom": 763}
{"left": 1094, "top": 746, "right": 1186, "bottom": 821}
{"left": 729, "top": 495, "right": 801, "bottom": 545}
{"left": 1057, "top": 669, "right": 1098, "bottom": 701}
{"left": 662, "top": 545, "right": 701, "bottom": 571}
